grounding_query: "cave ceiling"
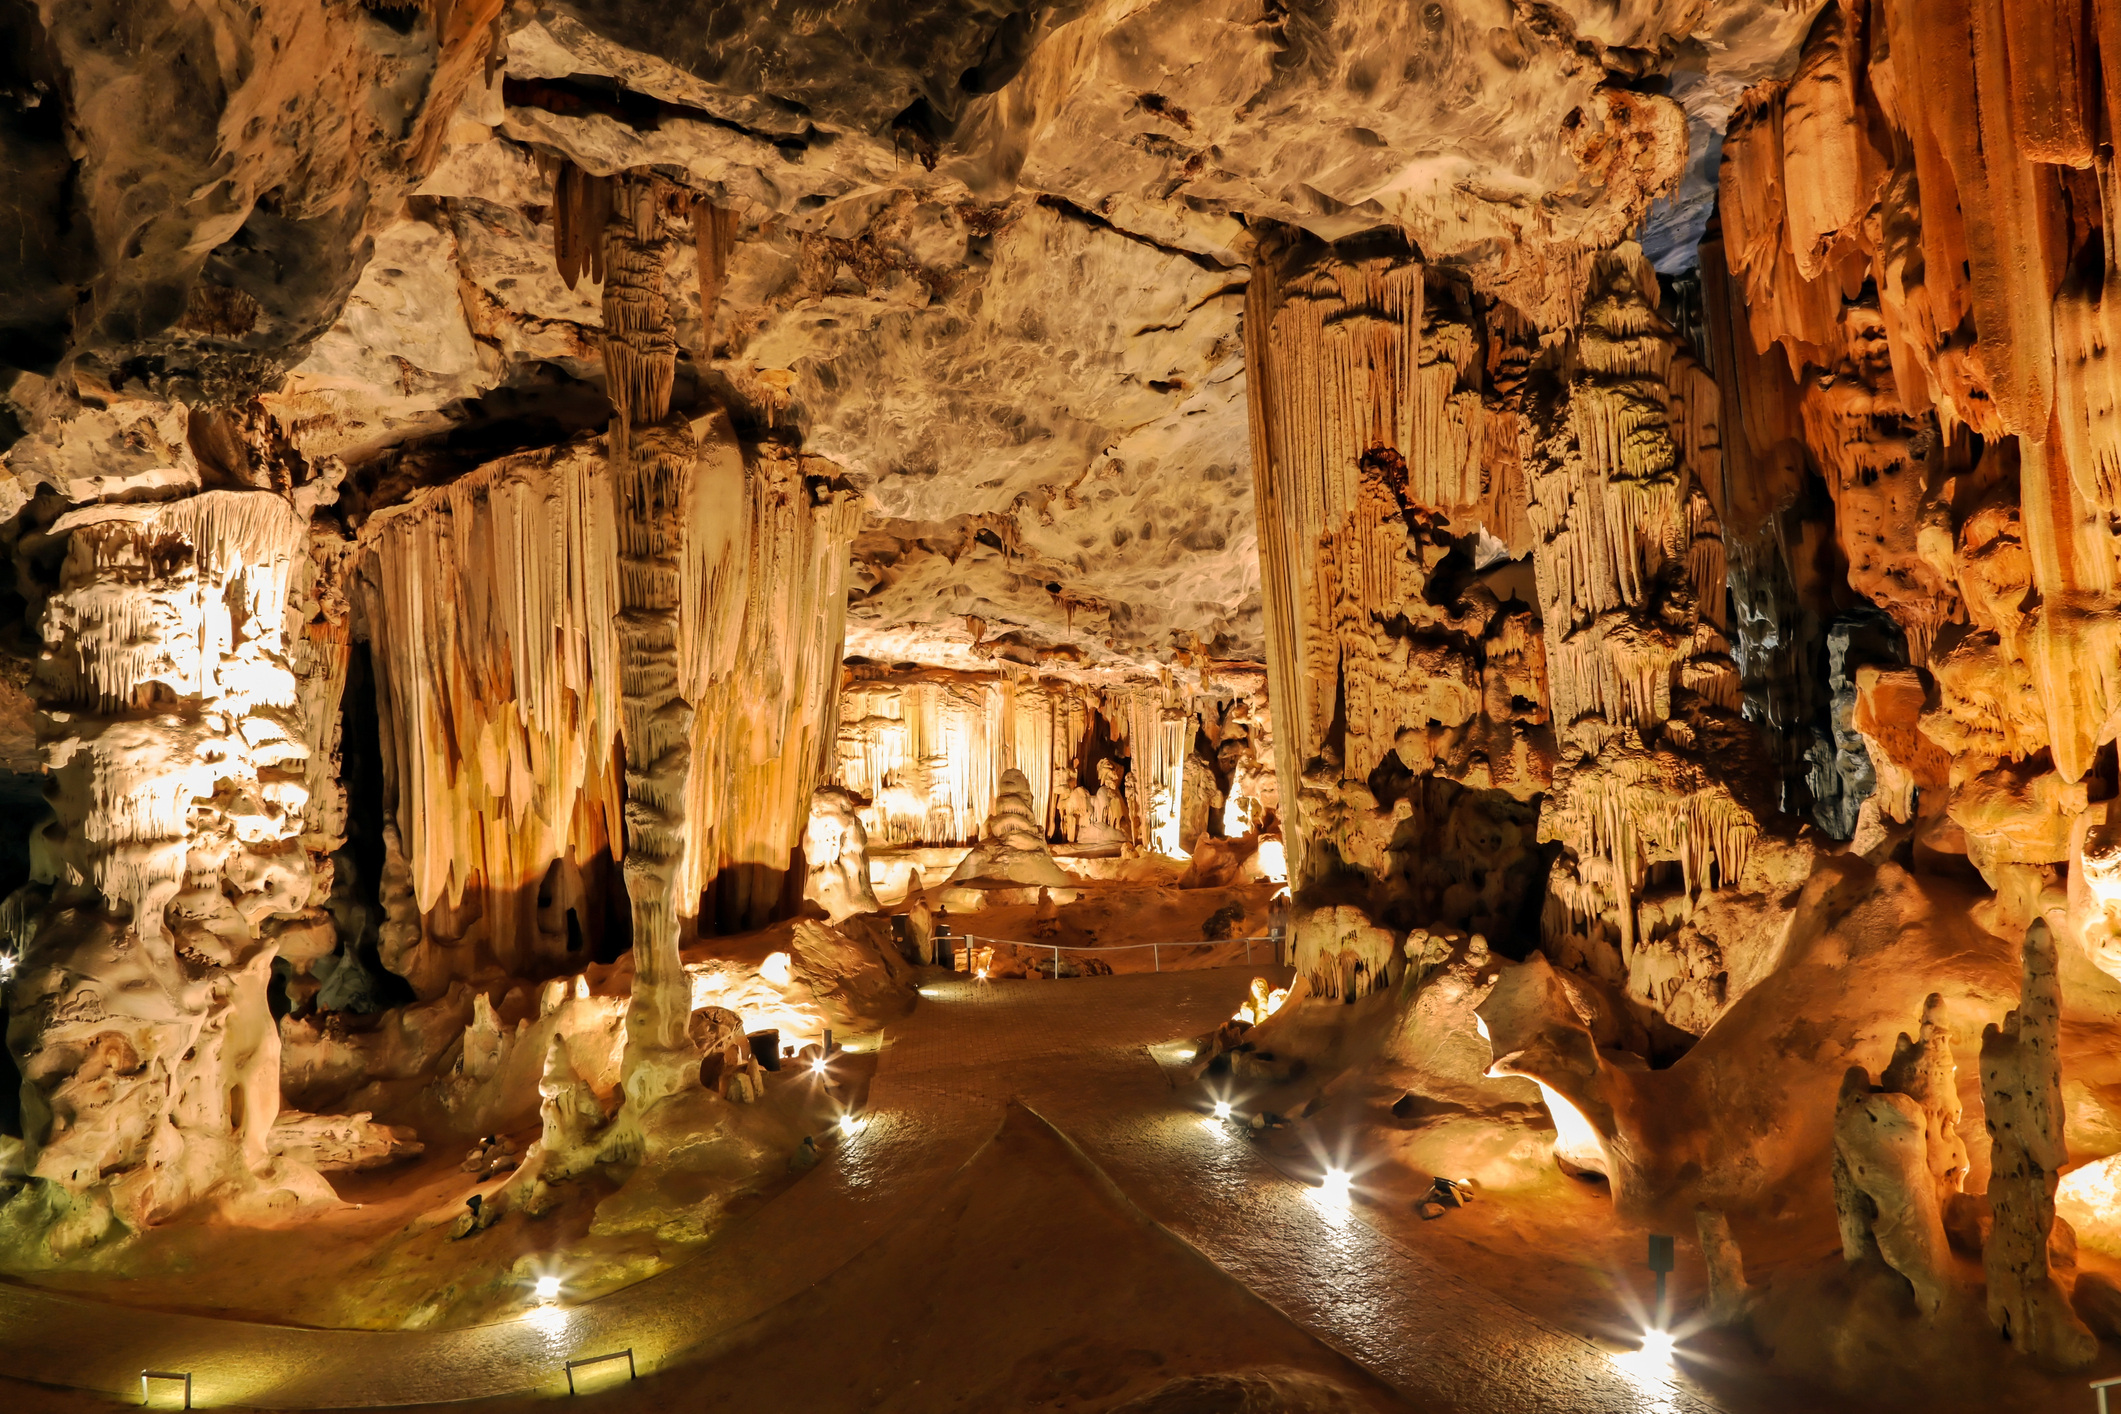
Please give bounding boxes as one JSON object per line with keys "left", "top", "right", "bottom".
{"left": 0, "top": 0, "right": 1816, "bottom": 676}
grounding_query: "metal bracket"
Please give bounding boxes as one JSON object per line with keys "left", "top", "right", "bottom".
{"left": 564, "top": 1349, "right": 637, "bottom": 1394}
{"left": 140, "top": 1371, "right": 193, "bottom": 1410}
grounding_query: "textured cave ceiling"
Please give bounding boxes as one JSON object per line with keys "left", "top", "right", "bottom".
{"left": 0, "top": 0, "right": 1817, "bottom": 675}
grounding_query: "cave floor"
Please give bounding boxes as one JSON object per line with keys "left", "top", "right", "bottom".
{"left": 2, "top": 967, "right": 1872, "bottom": 1412}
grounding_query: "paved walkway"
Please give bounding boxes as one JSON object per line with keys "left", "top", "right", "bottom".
{"left": 0, "top": 969, "right": 1724, "bottom": 1411}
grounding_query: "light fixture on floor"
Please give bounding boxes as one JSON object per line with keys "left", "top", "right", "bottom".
{"left": 1318, "top": 1167, "right": 1352, "bottom": 1200}
{"left": 839, "top": 1113, "right": 864, "bottom": 1136}
{"left": 1213, "top": 1100, "right": 1233, "bottom": 1120}
{"left": 534, "top": 1274, "right": 562, "bottom": 1303}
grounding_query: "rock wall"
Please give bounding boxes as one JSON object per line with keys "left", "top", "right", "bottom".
{"left": 833, "top": 664, "right": 1272, "bottom": 856}
{"left": 1711, "top": 0, "right": 2121, "bottom": 949}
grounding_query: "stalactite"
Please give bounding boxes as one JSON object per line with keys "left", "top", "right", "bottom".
{"left": 353, "top": 441, "right": 626, "bottom": 998}
{"left": 695, "top": 200, "right": 740, "bottom": 352}
{"left": 552, "top": 162, "right": 612, "bottom": 292}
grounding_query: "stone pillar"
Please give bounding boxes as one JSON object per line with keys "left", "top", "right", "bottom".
{"left": 602, "top": 173, "right": 700, "bottom": 1116}
{"left": 1982, "top": 919, "right": 2096, "bottom": 1367}
{"left": 1243, "top": 225, "right": 1553, "bottom": 980}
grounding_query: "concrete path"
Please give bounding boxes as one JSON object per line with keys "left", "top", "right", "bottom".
{"left": 0, "top": 969, "right": 1725, "bottom": 1411}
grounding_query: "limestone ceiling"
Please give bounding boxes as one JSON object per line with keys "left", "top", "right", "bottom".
{"left": 1, "top": 0, "right": 1820, "bottom": 674}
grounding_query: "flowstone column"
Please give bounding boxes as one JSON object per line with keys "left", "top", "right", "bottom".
{"left": 2, "top": 491, "right": 333, "bottom": 1257}
{"left": 602, "top": 173, "right": 701, "bottom": 1117}
{"left": 1244, "top": 226, "right": 1554, "bottom": 997}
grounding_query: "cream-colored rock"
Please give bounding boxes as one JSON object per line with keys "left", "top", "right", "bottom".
{"left": 803, "top": 785, "right": 881, "bottom": 923}
{"left": 946, "top": 769, "right": 1072, "bottom": 888}
{"left": 5, "top": 491, "right": 335, "bottom": 1250}
{"left": 1832, "top": 1068, "right": 1953, "bottom": 1318}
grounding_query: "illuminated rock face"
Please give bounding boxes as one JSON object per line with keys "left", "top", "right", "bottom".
{"left": 5, "top": 489, "right": 337, "bottom": 1250}
{"left": 9, "top": 8, "right": 2121, "bottom": 1392}
{"left": 1710, "top": 0, "right": 2121, "bottom": 950}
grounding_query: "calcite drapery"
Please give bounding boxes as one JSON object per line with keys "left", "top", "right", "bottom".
{"left": 5, "top": 489, "right": 334, "bottom": 1248}
{"left": 354, "top": 439, "right": 626, "bottom": 998}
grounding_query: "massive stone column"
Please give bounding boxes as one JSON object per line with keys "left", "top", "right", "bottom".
{"left": 1716, "top": 0, "right": 2121, "bottom": 945}
{"left": 1244, "top": 226, "right": 1554, "bottom": 996}
{"left": 3, "top": 490, "right": 334, "bottom": 1256}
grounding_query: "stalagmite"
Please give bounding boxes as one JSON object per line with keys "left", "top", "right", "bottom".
{"left": 1981, "top": 920, "right": 2096, "bottom": 1368}
{"left": 946, "top": 769, "right": 1071, "bottom": 889}
{"left": 1832, "top": 1067, "right": 1954, "bottom": 1318}
{"left": 1696, "top": 1207, "right": 1751, "bottom": 1326}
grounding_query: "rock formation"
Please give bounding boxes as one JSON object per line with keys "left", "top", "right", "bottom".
{"left": 3, "top": 486, "right": 338, "bottom": 1256}
{"left": 1981, "top": 920, "right": 2096, "bottom": 1368}
{"left": 802, "top": 785, "right": 881, "bottom": 924}
{"left": 945, "top": 769, "right": 1072, "bottom": 889}
{"left": 1832, "top": 1066, "right": 1954, "bottom": 1318}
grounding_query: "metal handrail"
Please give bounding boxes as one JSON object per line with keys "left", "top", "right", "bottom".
{"left": 140, "top": 1371, "right": 193, "bottom": 1409}
{"left": 958, "top": 932, "right": 1281, "bottom": 974}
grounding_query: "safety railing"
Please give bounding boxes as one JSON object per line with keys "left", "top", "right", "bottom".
{"left": 955, "top": 932, "right": 1282, "bottom": 977}
{"left": 564, "top": 1348, "right": 636, "bottom": 1394}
